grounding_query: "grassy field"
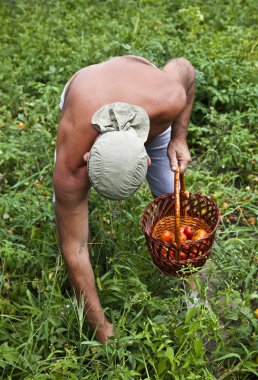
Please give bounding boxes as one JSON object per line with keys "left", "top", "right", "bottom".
{"left": 0, "top": 0, "right": 257, "bottom": 379}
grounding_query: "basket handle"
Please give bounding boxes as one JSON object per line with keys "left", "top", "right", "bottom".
{"left": 174, "top": 167, "right": 186, "bottom": 258}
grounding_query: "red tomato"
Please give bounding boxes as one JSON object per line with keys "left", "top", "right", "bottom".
{"left": 179, "top": 225, "right": 185, "bottom": 233}
{"left": 161, "top": 247, "right": 168, "bottom": 257}
{"left": 160, "top": 230, "right": 174, "bottom": 243}
{"left": 184, "top": 226, "right": 195, "bottom": 239}
{"left": 189, "top": 253, "right": 196, "bottom": 259}
{"left": 192, "top": 229, "right": 208, "bottom": 241}
{"left": 169, "top": 251, "right": 175, "bottom": 258}
{"left": 191, "top": 247, "right": 203, "bottom": 256}
{"left": 179, "top": 251, "right": 187, "bottom": 260}
{"left": 174, "top": 226, "right": 187, "bottom": 241}
{"left": 179, "top": 231, "right": 187, "bottom": 242}
{"left": 161, "top": 247, "right": 175, "bottom": 259}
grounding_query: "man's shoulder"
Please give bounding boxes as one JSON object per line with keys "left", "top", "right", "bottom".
{"left": 156, "top": 80, "right": 187, "bottom": 122}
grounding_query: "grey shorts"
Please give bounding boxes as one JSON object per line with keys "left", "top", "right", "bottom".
{"left": 146, "top": 128, "right": 174, "bottom": 196}
{"left": 58, "top": 85, "right": 173, "bottom": 198}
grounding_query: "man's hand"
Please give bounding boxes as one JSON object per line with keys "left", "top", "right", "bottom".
{"left": 163, "top": 58, "right": 195, "bottom": 175}
{"left": 167, "top": 138, "right": 191, "bottom": 174}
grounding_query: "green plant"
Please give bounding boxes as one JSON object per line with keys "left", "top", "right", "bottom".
{"left": 0, "top": 0, "right": 257, "bottom": 379}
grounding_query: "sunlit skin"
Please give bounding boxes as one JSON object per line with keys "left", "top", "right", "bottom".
{"left": 53, "top": 55, "right": 195, "bottom": 343}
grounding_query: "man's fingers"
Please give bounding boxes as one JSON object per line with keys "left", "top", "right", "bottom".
{"left": 170, "top": 151, "right": 178, "bottom": 171}
{"left": 179, "top": 159, "right": 190, "bottom": 174}
{"left": 169, "top": 145, "right": 191, "bottom": 172}
{"left": 83, "top": 152, "right": 90, "bottom": 163}
{"left": 179, "top": 153, "right": 191, "bottom": 173}
{"left": 179, "top": 162, "right": 187, "bottom": 174}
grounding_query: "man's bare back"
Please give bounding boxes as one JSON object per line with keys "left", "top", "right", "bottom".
{"left": 60, "top": 56, "right": 187, "bottom": 144}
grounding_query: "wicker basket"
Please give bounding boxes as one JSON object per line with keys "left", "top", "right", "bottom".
{"left": 140, "top": 167, "right": 220, "bottom": 277}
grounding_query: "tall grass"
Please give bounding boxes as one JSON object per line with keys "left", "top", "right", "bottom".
{"left": 0, "top": 0, "right": 257, "bottom": 379}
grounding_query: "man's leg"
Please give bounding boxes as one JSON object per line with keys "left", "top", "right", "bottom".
{"left": 146, "top": 127, "right": 174, "bottom": 197}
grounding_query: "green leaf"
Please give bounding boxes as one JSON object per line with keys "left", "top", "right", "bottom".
{"left": 81, "top": 340, "right": 102, "bottom": 347}
{"left": 165, "top": 347, "right": 175, "bottom": 365}
{"left": 157, "top": 358, "right": 167, "bottom": 375}
{"left": 193, "top": 338, "right": 203, "bottom": 357}
{"left": 212, "top": 353, "right": 242, "bottom": 362}
{"left": 185, "top": 307, "right": 198, "bottom": 324}
{"left": 174, "top": 326, "right": 186, "bottom": 338}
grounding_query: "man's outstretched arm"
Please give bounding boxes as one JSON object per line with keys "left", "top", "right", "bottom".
{"left": 164, "top": 58, "right": 195, "bottom": 173}
{"left": 53, "top": 117, "right": 113, "bottom": 343}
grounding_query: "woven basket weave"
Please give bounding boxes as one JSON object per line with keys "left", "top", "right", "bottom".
{"left": 140, "top": 167, "right": 220, "bottom": 277}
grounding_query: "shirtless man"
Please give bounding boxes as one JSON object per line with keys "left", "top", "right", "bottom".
{"left": 53, "top": 55, "right": 194, "bottom": 343}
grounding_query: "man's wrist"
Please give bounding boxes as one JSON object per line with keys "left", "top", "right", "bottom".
{"left": 170, "top": 136, "right": 188, "bottom": 144}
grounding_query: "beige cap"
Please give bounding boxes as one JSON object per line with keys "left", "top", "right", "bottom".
{"left": 88, "top": 102, "right": 150, "bottom": 200}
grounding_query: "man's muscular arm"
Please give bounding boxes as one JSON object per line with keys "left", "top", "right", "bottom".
{"left": 164, "top": 58, "right": 195, "bottom": 173}
{"left": 53, "top": 98, "right": 113, "bottom": 343}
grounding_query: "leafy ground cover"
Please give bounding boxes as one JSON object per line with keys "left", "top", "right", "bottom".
{"left": 0, "top": 0, "right": 257, "bottom": 379}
